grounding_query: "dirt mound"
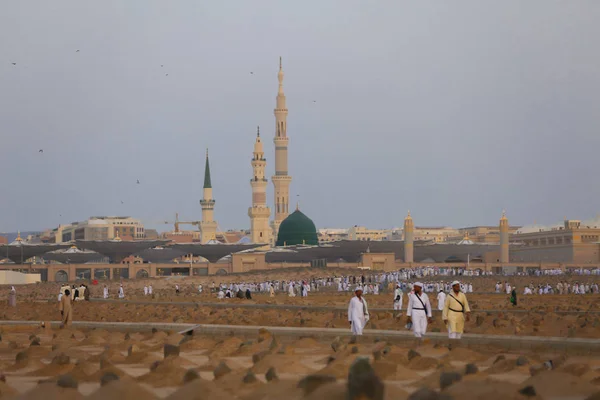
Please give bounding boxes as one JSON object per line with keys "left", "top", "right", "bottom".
{"left": 87, "top": 376, "right": 157, "bottom": 400}
{"left": 408, "top": 356, "right": 439, "bottom": 370}
{"left": 293, "top": 337, "right": 322, "bottom": 349}
{"left": 372, "top": 360, "right": 421, "bottom": 381}
{"left": 165, "top": 377, "right": 230, "bottom": 399}
{"left": 83, "top": 364, "right": 129, "bottom": 383}
{"left": 416, "top": 367, "right": 464, "bottom": 389}
{"left": 13, "top": 382, "right": 83, "bottom": 400}
{"left": 444, "top": 378, "right": 532, "bottom": 400}
{"left": 137, "top": 356, "right": 188, "bottom": 387}
{"left": 0, "top": 381, "right": 18, "bottom": 398}
{"left": 444, "top": 347, "right": 487, "bottom": 362}
{"left": 252, "top": 354, "right": 315, "bottom": 375}
{"left": 239, "top": 379, "right": 304, "bottom": 400}
{"left": 208, "top": 337, "right": 244, "bottom": 359}
{"left": 522, "top": 370, "right": 597, "bottom": 399}
{"left": 179, "top": 337, "right": 217, "bottom": 351}
{"left": 80, "top": 335, "right": 106, "bottom": 346}
{"left": 68, "top": 361, "right": 101, "bottom": 381}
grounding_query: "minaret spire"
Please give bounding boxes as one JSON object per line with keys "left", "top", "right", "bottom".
{"left": 271, "top": 57, "right": 292, "bottom": 244}
{"left": 249, "top": 127, "right": 271, "bottom": 244}
{"left": 199, "top": 148, "right": 217, "bottom": 243}
{"left": 203, "top": 149, "right": 212, "bottom": 189}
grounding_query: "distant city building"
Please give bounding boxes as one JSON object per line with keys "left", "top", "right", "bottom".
{"left": 45, "top": 216, "right": 145, "bottom": 243}
{"left": 347, "top": 226, "right": 390, "bottom": 242}
{"left": 318, "top": 229, "right": 349, "bottom": 243}
{"left": 511, "top": 218, "right": 600, "bottom": 263}
{"left": 457, "top": 225, "right": 521, "bottom": 244}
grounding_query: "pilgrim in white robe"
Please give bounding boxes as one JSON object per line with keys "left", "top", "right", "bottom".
{"left": 393, "top": 287, "right": 403, "bottom": 311}
{"left": 348, "top": 296, "right": 369, "bottom": 335}
{"left": 118, "top": 286, "right": 125, "bottom": 299}
{"left": 437, "top": 291, "right": 446, "bottom": 311}
{"left": 103, "top": 287, "right": 109, "bottom": 299}
{"left": 406, "top": 292, "right": 432, "bottom": 338}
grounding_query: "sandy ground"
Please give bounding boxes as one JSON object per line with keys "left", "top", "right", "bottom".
{"left": 1, "top": 272, "right": 600, "bottom": 399}
{"left": 0, "top": 324, "right": 599, "bottom": 399}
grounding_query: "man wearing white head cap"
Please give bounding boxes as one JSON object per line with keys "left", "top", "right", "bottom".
{"left": 406, "top": 282, "right": 432, "bottom": 338}
{"left": 393, "top": 283, "right": 403, "bottom": 312}
{"left": 348, "top": 287, "right": 369, "bottom": 335}
{"left": 443, "top": 281, "right": 471, "bottom": 339}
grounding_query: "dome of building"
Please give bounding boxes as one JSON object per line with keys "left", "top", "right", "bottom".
{"left": 276, "top": 209, "right": 318, "bottom": 247}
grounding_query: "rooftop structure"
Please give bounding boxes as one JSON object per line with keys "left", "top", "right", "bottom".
{"left": 75, "top": 239, "right": 170, "bottom": 263}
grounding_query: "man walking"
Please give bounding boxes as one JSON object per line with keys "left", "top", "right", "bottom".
{"left": 406, "top": 282, "right": 432, "bottom": 338}
{"left": 348, "top": 287, "right": 369, "bottom": 335}
{"left": 393, "top": 283, "right": 403, "bottom": 312}
{"left": 442, "top": 281, "right": 471, "bottom": 339}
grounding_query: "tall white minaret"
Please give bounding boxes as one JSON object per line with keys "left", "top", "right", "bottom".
{"left": 248, "top": 127, "right": 271, "bottom": 244}
{"left": 499, "top": 210, "right": 509, "bottom": 264}
{"left": 199, "top": 149, "right": 217, "bottom": 243}
{"left": 271, "top": 57, "right": 292, "bottom": 241}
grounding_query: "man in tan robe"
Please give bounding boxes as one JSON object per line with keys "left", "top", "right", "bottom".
{"left": 442, "top": 281, "right": 470, "bottom": 339}
{"left": 59, "top": 289, "right": 73, "bottom": 328}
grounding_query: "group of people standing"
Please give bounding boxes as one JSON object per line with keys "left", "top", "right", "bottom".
{"left": 349, "top": 280, "right": 471, "bottom": 340}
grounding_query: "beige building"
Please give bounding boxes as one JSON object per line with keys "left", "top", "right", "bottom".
{"left": 511, "top": 219, "right": 600, "bottom": 264}
{"left": 199, "top": 150, "right": 218, "bottom": 244}
{"left": 347, "top": 226, "right": 390, "bottom": 241}
{"left": 248, "top": 127, "right": 271, "bottom": 244}
{"left": 318, "top": 229, "right": 349, "bottom": 243}
{"left": 457, "top": 224, "right": 521, "bottom": 243}
{"left": 271, "top": 57, "right": 292, "bottom": 242}
{"left": 410, "top": 226, "right": 459, "bottom": 242}
{"left": 49, "top": 216, "right": 145, "bottom": 243}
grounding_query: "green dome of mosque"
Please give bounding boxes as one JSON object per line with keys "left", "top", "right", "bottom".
{"left": 276, "top": 209, "right": 318, "bottom": 247}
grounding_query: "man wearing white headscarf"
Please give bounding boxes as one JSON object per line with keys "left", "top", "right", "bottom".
{"left": 348, "top": 287, "right": 369, "bottom": 335}
{"left": 437, "top": 289, "right": 446, "bottom": 311}
{"left": 443, "top": 280, "right": 471, "bottom": 339}
{"left": 393, "top": 283, "right": 403, "bottom": 311}
{"left": 118, "top": 284, "right": 125, "bottom": 299}
{"left": 407, "top": 282, "right": 432, "bottom": 338}
{"left": 8, "top": 286, "right": 16, "bottom": 307}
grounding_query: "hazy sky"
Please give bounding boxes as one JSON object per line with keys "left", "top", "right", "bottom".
{"left": 1, "top": 1, "right": 599, "bottom": 233}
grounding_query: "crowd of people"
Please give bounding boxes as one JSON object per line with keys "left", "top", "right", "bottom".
{"left": 495, "top": 280, "right": 600, "bottom": 295}
{"left": 349, "top": 280, "right": 472, "bottom": 340}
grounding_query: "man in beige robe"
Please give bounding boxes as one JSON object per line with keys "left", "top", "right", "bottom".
{"left": 59, "top": 289, "right": 73, "bottom": 328}
{"left": 442, "top": 281, "right": 470, "bottom": 339}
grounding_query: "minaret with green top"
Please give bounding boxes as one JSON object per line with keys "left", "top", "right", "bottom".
{"left": 199, "top": 149, "right": 218, "bottom": 243}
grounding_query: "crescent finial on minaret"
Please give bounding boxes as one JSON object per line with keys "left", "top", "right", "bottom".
{"left": 257, "top": 126, "right": 260, "bottom": 137}
{"left": 279, "top": 56, "right": 282, "bottom": 70}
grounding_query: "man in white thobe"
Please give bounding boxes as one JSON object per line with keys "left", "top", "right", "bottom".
{"left": 406, "top": 282, "right": 432, "bottom": 338}
{"left": 393, "top": 284, "right": 403, "bottom": 311}
{"left": 118, "top": 284, "right": 125, "bottom": 299}
{"left": 348, "top": 287, "right": 369, "bottom": 335}
{"left": 288, "top": 283, "right": 296, "bottom": 297}
{"left": 144, "top": 286, "right": 148, "bottom": 296}
{"left": 103, "top": 285, "right": 109, "bottom": 299}
{"left": 437, "top": 289, "right": 446, "bottom": 311}
{"left": 148, "top": 285, "right": 153, "bottom": 295}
